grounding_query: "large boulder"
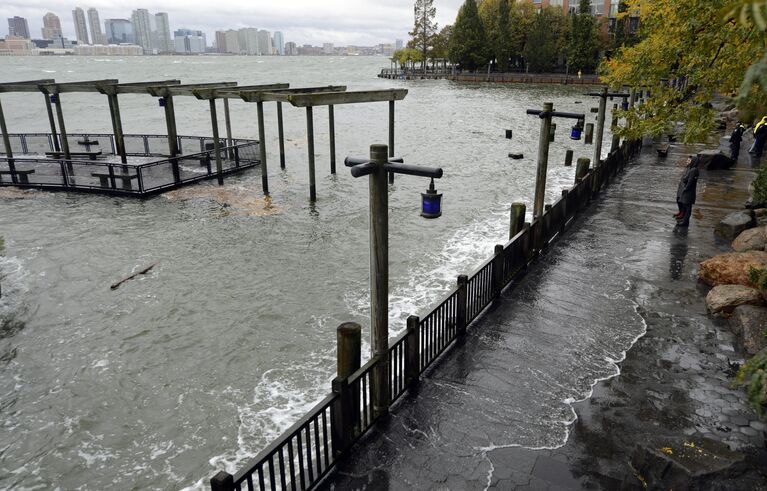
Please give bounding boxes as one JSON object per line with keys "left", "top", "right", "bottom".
{"left": 705, "top": 285, "right": 764, "bottom": 315}
{"left": 732, "top": 226, "right": 767, "bottom": 252}
{"left": 697, "top": 149, "right": 735, "bottom": 170}
{"left": 729, "top": 305, "right": 767, "bottom": 355}
{"left": 716, "top": 211, "right": 756, "bottom": 240}
{"left": 699, "top": 251, "right": 767, "bottom": 286}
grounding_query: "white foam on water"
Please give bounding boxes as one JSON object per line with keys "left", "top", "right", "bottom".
{"left": 0, "top": 254, "right": 29, "bottom": 330}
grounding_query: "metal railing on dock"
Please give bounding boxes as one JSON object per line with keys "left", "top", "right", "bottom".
{"left": 210, "top": 138, "right": 642, "bottom": 491}
{"left": 0, "top": 132, "right": 259, "bottom": 196}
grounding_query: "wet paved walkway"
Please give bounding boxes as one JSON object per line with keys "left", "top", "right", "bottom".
{"left": 323, "top": 141, "right": 767, "bottom": 490}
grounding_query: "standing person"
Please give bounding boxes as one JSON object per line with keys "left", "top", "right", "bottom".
{"left": 730, "top": 122, "right": 745, "bottom": 161}
{"left": 676, "top": 155, "right": 699, "bottom": 227}
{"left": 749, "top": 116, "right": 767, "bottom": 157}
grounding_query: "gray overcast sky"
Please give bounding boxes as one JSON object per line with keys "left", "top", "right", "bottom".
{"left": 1, "top": 0, "right": 464, "bottom": 46}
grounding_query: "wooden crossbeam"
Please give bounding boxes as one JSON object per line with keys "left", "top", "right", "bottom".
{"left": 286, "top": 89, "right": 408, "bottom": 107}
{"left": 193, "top": 83, "right": 290, "bottom": 100}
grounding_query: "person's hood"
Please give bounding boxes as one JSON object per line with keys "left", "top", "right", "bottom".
{"left": 689, "top": 156, "right": 700, "bottom": 168}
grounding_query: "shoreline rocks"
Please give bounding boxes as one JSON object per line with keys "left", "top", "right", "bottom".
{"left": 732, "top": 226, "right": 767, "bottom": 252}
{"left": 717, "top": 211, "right": 756, "bottom": 240}
{"left": 699, "top": 251, "right": 767, "bottom": 286}
{"left": 729, "top": 305, "right": 767, "bottom": 355}
{"left": 705, "top": 285, "right": 765, "bottom": 315}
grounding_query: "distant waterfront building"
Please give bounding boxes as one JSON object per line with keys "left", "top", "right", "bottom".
{"left": 72, "top": 8, "right": 89, "bottom": 45}
{"left": 238, "top": 27, "right": 259, "bottom": 55}
{"left": 257, "top": 30, "right": 271, "bottom": 55}
{"left": 41, "top": 13, "right": 62, "bottom": 40}
{"left": 224, "top": 29, "right": 240, "bottom": 54}
{"left": 87, "top": 8, "right": 107, "bottom": 44}
{"left": 284, "top": 41, "right": 297, "bottom": 55}
{"left": 174, "top": 29, "right": 206, "bottom": 54}
{"left": 104, "top": 19, "right": 134, "bottom": 44}
{"left": 214, "top": 31, "right": 227, "bottom": 53}
{"left": 0, "top": 36, "right": 35, "bottom": 54}
{"left": 74, "top": 43, "right": 143, "bottom": 55}
{"left": 322, "top": 43, "right": 334, "bottom": 55}
{"left": 395, "top": 39, "right": 404, "bottom": 50}
{"left": 272, "top": 31, "right": 284, "bottom": 55}
{"left": 8, "top": 16, "right": 30, "bottom": 39}
{"left": 154, "top": 13, "right": 172, "bottom": 53}
{"left": 131, "top": 9, "right": 153, "bottom": 52}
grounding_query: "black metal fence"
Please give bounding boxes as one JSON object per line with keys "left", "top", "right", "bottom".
{"left": 0, "top": 133, "right": 259, "bottom": 196}
{"left": 210, "top": 138, "right": 641, "bottom": 491}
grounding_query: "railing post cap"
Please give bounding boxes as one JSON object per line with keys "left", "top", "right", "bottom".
{"left": 457, "top": 274, "right": 468, "bottom": 284}
{"left": 331, "top": 376, "right": 348, "bottom": 392}
{"left": 210, "top": 470, "right": 234, "bottom": 491}
{"left": 494, "top": 244, "right": 504, "bottom": 253}
{"left": 561, "top": 189, "right": 569, "bottom": 196}
{"left": 337, "top": 322, "right": 362, "bottom": 335}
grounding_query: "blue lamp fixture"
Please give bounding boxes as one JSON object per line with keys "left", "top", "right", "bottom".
{"left": 570, "top": 119, "right": 584, "bottom": 140}
{"left": 158, "top": 97, "right": 166, "bottom": 107}
{"left": 621, "top": 98, "right": 629, "bottom": 110}
{"left": 421, "top": 177, "right": 442, "bottom": 219}
{"left": 50, "top": 94, "right": 58, "bottom": 104}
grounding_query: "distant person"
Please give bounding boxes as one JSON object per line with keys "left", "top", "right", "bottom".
{"left": 577, "top": 70, "right": 582, "bottom": 79}
{"left": 675, "top": 155, "right": 699, "bottom": 227}
{"left": 730, "top": 122, "right": 745, "bottom": 161}
{"left": 749, "top": 116, "right": 767, "bottom": 157}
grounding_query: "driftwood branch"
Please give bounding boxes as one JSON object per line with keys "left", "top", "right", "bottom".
{"left": 110, "top": 262, "right": 158, "bottom": 290}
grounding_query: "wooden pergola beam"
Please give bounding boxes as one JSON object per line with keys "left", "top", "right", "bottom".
{"left": 238, "top": 85, "right": 347, "bottom": 103}
{"left": 286, "top": 89, "right": 407, "bottom": 107}
{"left": 193, "top": 83, "right": 290, "bottom": 101}
{"left": 147, "top": 82, "right": 238, "bottom": 98}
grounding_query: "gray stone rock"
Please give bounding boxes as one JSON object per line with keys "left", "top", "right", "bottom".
{"left": 729, "top": 306, "right": 767, "bottom": 355}
{"left": 632, "top": 437, "right": 746, "bottom": 489}
{"left": 732, "top": 226, "right": 767, "bottom": 252}
{"left": 697, "top": 149, "right": 736, "bottom": 170}
{"left": 717, "top": 211, "right": 757, "bottom": 240}
{"left": 706, "top": 285, "right": 765, "bottom": 316}
{"left": 755, "top": 208, "right": 767, "bottom": 218}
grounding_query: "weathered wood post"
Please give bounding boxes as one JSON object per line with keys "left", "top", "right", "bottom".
{"left": 0, "top": 97, "right": 17, "bottom": 184}
{"left": 564, "top": 149, "right": 573, "bottom": 167}
{"left": 533, "top": 102, "right": 553, "bottom": 218}
{"left": 335, "top": 321, "right": 361, "bottom": 439}
{"left": 210, "top": 471, "right": 234, "bottom": 491}
{"left": 43, "top": 93, "right": 60, "bottom": 151}
{"left": 456, "top": 275, "right": 468, "bottom": 336}
{"left": 106, "top": 93, "right": 127, "bottom": 164}
{"left": 610, "top": 103, "right": 620, "bottom": 153}
{"left": 256, "top": 101, "right": 269, "bottom": 195}
{"left": 492, "top": 244, "right": 505, "bottom": 298}
{"left": 277, "top": 102, "right": 286, "bottom": 169}
{"left": 306, "top": 106, "right": 317, "bottom": 201}
{"left": 369, "top": 143, "right": 390, "bottom": 418}
{"left": 223, "top": 97, "right": 234, "bottom": 158}
{"left": 328, "top": 104, "right": 336, "bottom": 174}
{"left": 509, "top": 202, "right": 526, "bottom": 239}
{"left": 584, "top": 123, "right": 594, "bottom": 144}
{"left": 549, "top": 123, "right": 556, "bottom": 142}
{"left": 405, "top": 315, "right": 421, "bottom": 386}
{"left": 575, "top": 157, "right": 590, "bottom": 183}
{"left": 208, "top": 99, "right": 224, "bottom": 185}
{"left": 593, "top": 87, "right": 607, "bottom": 168}
{"left": 162, "top": 94, "right": 179, "bottom": 156}
{"left": 52, "top": 93, "right": 71, "bottom": 159}
{"left": 388, "top": 100, "right": 395, "bottom": 184}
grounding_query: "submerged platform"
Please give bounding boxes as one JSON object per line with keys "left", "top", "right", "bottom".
{"left": 0, "top": 132, "right": 259, "bottom": 196}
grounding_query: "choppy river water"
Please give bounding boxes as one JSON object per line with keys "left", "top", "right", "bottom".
{"left": 0, "top": 56, "right": 628, "bottom": 489}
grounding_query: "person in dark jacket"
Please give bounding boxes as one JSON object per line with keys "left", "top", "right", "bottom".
{"left": 675, "top": 155, "right": 699, "bottom": 227}
{"left": 749, "top": 116, "right": 767, "bottom": 157}
{"left": 730, "top": 122, "right": 745, "bottom": 161}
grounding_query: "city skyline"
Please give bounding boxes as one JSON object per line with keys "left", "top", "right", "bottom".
{"left": 1, "top": 0, "right": 465, "bottom": 47}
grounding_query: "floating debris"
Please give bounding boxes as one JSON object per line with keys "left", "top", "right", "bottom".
{"left": 110, "top": 262, "right": 158, "bottom": 290}
{"left": 163, "top": 185, "right": 282, "bottom": 217}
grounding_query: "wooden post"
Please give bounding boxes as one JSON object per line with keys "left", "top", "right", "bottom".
{"left": 53, "top": 93, "right": 71, "bottom": 159}
{"left": 560, "top": 189, "right": 569, "bottom": 232}
{"left": 209, "top": 99, "right": 224, "bottom": 185}
{"left": 0, "top": 97, "right": 17, "bottom": 184}
{"left": 210, "top": 471, "right": 234, "bottom": 491}
{"left": 584, "top": 123, "right": 594, "bottom": 145}
{"left": 405, "top": 315, "right": 420, "bottom": 385}
{"left": 43, "top": 93, "right": 60, "bottom": 151}
{"left": 575, "top": 157, "right": 590, "bottom": 183}
{"left": 107, "top": 94, "right": 127, "bottom": 164}
{"left": 456, "top": 275, "right": 468, "bottom": 336}
{"left": 492, "top": 244, "right": 505, "bottom": 298}
{"left": 610, "top": 103, "right": 620, "bottom": 153}
{"left": 163, "top": 95, "right": 179, "bottom": 156}
{"left": 564, "top": 149, "right": 573, "bottom": 167}
{"left": 509, "top": 202, "right": 526, "bottom": 239}
{"left": 306, "top": 106, "right": 316, "bottom": 201}
{"left": 257, "top": 101, "right": 269, "bottom": 195}
{"left": 628, "top": 87, "right": 636, "bottom": 130}
{"left": 328, "top": 104, "right": 336, "bottom": 174}
{"left": 369, "top": 143, "right": 389, "bottom": 418}
{"left": 337, "top": 322, "right": 361, "bottom": 378}
{"left": 533, "top": 102, "right": 553, "bottom": 218}
{"left": 593, "top": 87, "right": 607, "bottom": 167}
{"left": 331, "top": 376, "right": 353, "bottom": 455}
{"left": 388, "top": 100, "right": 395, "bottom": 184}
{"left": 549, "top": 123, "right": 556, "bottom": 142}
{"left": 277, "top": 102, "right": 285, "bottom": 169}
{"left": 223, "top": 97, "right": 233, "bottom": 158}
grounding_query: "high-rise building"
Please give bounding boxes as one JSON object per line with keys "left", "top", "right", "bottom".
{"left": 87, "top": 8, "right": 106, "bottom": 44}
{"left": 72, "top": 8, "right": 89, "bottom": 45}
{"left": 214, "top": 30, "right": 227, "bottom": 53}
{"left": 395, "top": 39, "right": 404, "bottom": 50}
{"left": 154, "top": 13, "right": 172, "bottom": 53}
{"left": 272, "top": 31, "right": 284, "bottom": 55}
{"left": 41, "top": 13, "right": 62, "bottom": 40}
{"left": 105, "top": 19, "right": 134, "bottom": 44}
{"left": 8, "top": 16, "right": 30, "bottom": 39}
{"left": 224, "top": 29, "right": 240, "bottom": 54}
{"left": 257, "top": 29, "right": 271, "bottom": 55}
{"left": 174, "top": 29, "right": 206, "bottom": 54}
{"left": 131, "top": 9, "right": 153, "bottom": 52}
{"left": 238, "top": 27, "right": 259, "bottom": 55}
{"left": 284, "top": 41, "right": 297, "bottom": 56}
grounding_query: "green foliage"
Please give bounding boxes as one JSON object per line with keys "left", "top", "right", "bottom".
{"left": 432, "top": 25, "right": 452, "bottom": 59}
{"left": 449, "top": 0, "right": 491, "bottom": 70}
{"left": 753, "top": 165, "right": 767, "bottom": 205}
{"left": 523, "top": 6, "right": 569, "bottom": 73}
{"left": 735, "top": 350, "right": 767, "bottom": 419}
{"left": 409, "top": 0, "right": 439, "bottom": 71}
{"left": 568, "top": 0, "right": 600, "bottom": 72}
{"left": 393, "top": 48, "right": 423, "bottom": 67}
{"left": 748, "top": 266, "right": 767, "bottom": 290}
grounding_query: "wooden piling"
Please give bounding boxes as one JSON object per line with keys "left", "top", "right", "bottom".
{"left": 257, "top": 101, "right": 269, "bottom": 195}
{"left": 337, "top": 322, "right": 361, "bottom": 379}
{"left": 43, "top": 93, "right": 60, "bottom": 151}
{"left": 388, "top": 100, "right": 395, "bottom": 184}
{"left": 277, "top": 102, "right": 285, "bottom": 169}
{"left": 208, "top": 99, "right": 224, "bottom": 185}
{"left": 584, "top": 123, "right": 594, "bottom": 145}
{"left": 533, "top": 102, "right": 553, "bottom": 218}
{"left": 163, "top": 95, "right": 179, "bottom": 157}
{"left": 328, "top": 104, "right": 336, "bottom": 174}
{"left": 510, "top": 202, "right": 526, "bottom": 239}
{"left": 306, "top": 106, "right": 316, "bottom": 201}
{"left": 53, "top": 94, "right": 71, "bottom": 159}
{"left": 405, "top": 315, "right": 421, "bottom": 385}
{"left": 575, "top": 157, "right": 590, "bottom": 183}
{"left": 593, "top": 87, "right": 607, "bottom": 167}
{"left": 564, "top": 149, "right": 573, "bottom": 167}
